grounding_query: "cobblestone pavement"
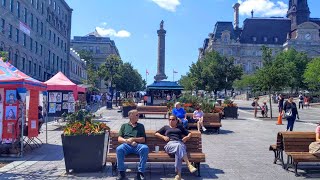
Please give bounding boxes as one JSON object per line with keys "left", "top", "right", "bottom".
{"left": 0, "top": 102, "right": 320, "bottom": 179}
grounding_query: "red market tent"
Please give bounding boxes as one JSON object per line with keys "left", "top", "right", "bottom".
{"left": 0, "top": 58, "right": 46, "bottom": 155}
{"left": 0, "top": 58, "right": 46, "bottom": 91}
{"left": 44, "top": 72, "right": 86, "bottom": 100}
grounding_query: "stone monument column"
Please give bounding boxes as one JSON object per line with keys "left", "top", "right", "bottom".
{"left": 154, "top": 20, "right": 168, "bottom": 81}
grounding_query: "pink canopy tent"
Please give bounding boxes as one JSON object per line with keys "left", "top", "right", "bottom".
{"left": 44, "top": 72, "right": 86, "bottom": 100}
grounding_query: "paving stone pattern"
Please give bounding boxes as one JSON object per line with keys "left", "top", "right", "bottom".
{"left": 0, "top": 101, "right": 319, "bottom": 179}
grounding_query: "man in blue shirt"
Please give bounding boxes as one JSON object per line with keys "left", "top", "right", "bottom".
{"left": 172, "top": 102, "right": 188, "bottom": 128}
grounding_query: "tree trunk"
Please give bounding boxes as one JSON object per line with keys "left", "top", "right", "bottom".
{"left": 269, "top": 89, "right": 273, "bottom": 119}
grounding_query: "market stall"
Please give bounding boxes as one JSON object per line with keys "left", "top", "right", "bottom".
{"left": 44, "top": 72, "right": 86, "bottom": 117}
{"left": 146, "top": 81, "right": 183, "bottom": 105}
{"left": 0, "top": 58, "right": 46, "bottom": 156}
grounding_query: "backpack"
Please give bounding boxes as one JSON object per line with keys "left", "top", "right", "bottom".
{"left": 251, "top": 101, "right": 256, "bottom": 107}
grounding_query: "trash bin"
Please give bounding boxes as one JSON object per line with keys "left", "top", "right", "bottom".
{"left": 107, "top": 101, "right": 112, "bottom": 109}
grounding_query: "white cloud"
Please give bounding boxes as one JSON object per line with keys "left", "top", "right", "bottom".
{"left": 238, "top": 0, "right": 288, "bottom": 17}
{"left": 101, "top": 22, "right": 107, "bottom": 26}
{"left": 151, "top": 0, "right": 181, "bottom": 12}
{"left": 96, "top": 27, "right": 131, "bottom": 38}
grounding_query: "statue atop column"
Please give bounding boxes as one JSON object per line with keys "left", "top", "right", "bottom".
{"left": 154, "top": 20, "right": 168, "bottom": 81}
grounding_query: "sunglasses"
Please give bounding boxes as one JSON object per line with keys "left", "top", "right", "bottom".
{"left": 169, "top": 118, "right": 176, "bottom": 121}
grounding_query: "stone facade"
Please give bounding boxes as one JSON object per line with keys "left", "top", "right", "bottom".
{"left": 199, "top": 0, "right": 320, "bottom": 74}
{"left": 69, "top": 48, "right": 87, "bottom": 84}
{"left": 0, "top": 0, "right": 72, "bottom": 81}
{"left": 70, "top": 30, "right": 120, "bottom": 92}
{"left": 70, "top": 30, "right": 120, "bottom": 68}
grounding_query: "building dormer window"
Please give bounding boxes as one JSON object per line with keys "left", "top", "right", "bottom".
{"left": 263, "top": 37, "right": 268, "bottom": 42}
{"left": 252, "top": 36, "right": 257, "bottom": 42}
{"left": 274, "top": 37, "right": 278, "bottom": 43}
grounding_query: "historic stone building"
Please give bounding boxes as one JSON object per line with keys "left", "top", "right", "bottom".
{"left": 0, "top": 0, "right": 72, "bottom": 81}
{"left": 70, "top": 30, "right": 120, "bottom": 68}
{"left": 199, "top": 0, "right": 320, "bottom": 74}
{"left": 69, "top": 48, "right": 87, "bottom": 84}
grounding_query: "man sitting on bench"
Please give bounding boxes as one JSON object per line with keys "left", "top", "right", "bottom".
{"left": 116, "top": 110, "right": 149, "bottom": 180}
{"left": 172, "top": 102, "right": 188, "bottom": 129}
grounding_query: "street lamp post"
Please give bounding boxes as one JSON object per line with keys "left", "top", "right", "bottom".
{"left": 105, "top": 60, "right": 119, "bottom": 109}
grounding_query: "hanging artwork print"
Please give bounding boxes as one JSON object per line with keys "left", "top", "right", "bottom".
{"left": 68, "top": 92, "right": 75, "bottom": 102}
{"left": 56, "top": 92, "right": 62, "bottom": 103}
{"left": 5, "top": 90, "right": 17, "bottom": 105}
{"left": 5, "top": 106, "right": 17, "bottom": 120}
{"left": 63, "top": 94, "right": 69, "bottom": 101}
{"left": 49, "top": 92, "right": 56, "bottom": 103}
{"left": 56, "top": 104, "right": 62, "bottom": 111}
{"left": 62, "top": 102, "right": 68, "bottom": 109}
{"left": 68, "top": 102, "right": 75, "bottom": 113}
{"left": 49, "top": 103, "right": 56, "bottom": 113}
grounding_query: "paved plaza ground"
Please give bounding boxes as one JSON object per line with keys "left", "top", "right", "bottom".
{"left": 0, "top": 100, "right": 320, "bottom": 179}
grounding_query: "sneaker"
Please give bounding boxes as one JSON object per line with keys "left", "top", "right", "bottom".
{"left": 202, "top": 127, "right": 207, "bottom": 132}
{"left": 137, "top": 172, "right": 145, "bottom": 180}
{"left": 188, "top": 164, "right": 197, "bottom": 173}
{"left": 116, "top": 171, "right": 126, "bottom": 180}
{"left": 174, "top": 174, "right": 181, "bottom": 180}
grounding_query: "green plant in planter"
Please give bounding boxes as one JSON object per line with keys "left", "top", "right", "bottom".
{"left": 200, "top": 101, "right": 214, "bottom": 113}
{"left": 63, "top": 110, "right": 109, "bottom": 136}
{"left": 122, "top": 98, "right": 136, "bottom": 107}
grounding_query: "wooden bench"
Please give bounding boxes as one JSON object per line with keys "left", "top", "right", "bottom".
{"left": 283, "top": 132, "right": 317, "bottom": 176}
{"left": 136, "top": 106, "right": 168, "bottom": 119}
{"left": 186, "top": 113, "right": 222, "bottom": 133}
{"left": 269, "top": 132, "right": 286, "bottom": 168}
{"left": 106, "top": 130, "right": 205, "bottom": 177}
{"left": 269, "top": 132, "right": 316, "bottom": 176}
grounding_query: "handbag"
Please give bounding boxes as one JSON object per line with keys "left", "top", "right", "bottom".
{"left": 309, "top": 142, "right": 320, "bottom": 157}
{"left": 284, "top": 109, "right": 292, "bottom": 119}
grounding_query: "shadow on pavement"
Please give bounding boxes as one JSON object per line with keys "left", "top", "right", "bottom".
{"left": 239, "top": 107, "right": 254, "bottom": 111}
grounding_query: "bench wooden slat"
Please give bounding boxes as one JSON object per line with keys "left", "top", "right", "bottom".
{"left": 107, "top": 152, "right": 206, "bottom": 162}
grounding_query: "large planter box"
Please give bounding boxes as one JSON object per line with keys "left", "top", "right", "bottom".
{"left": 122, "top": 106, "right": 136, "bottom": 117}
{"left": 61, "top": 132, "right": 109, "bottom": 173}
{"left": 223, "top": 107, "right": 238, "bottom": 119}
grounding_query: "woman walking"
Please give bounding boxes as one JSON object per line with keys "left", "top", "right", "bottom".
{"left": 282, "top": 97, "right": 299, "bottom": 131}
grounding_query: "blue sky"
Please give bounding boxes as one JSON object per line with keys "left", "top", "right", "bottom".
{"left": 65, "top": 0, "right": 320, "bottom": 85}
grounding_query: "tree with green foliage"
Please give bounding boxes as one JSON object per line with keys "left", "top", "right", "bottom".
{"left": 304, "top": 57, "right": 320, "bottom": 91}
{"left": 179, "top": 74, "right": 195, "bottom": 93}
{"left": 188, "top": 51, "right": 243, "bottom": 96}
{"left": 253, "top": 46, "right": 293, "bottom": 118}
{"left": 78, "top": 50, "right": 98, "bottom": 88}
{"left": 0, "top": 51, "right": 8, "bottom": 62}
{"left": 233, "top": 74, "right": 257, "bottom": 91}
{"left": 275, "top": 49, "right": 310, "bottom": 92}
{"left": 113, "top": 62, "right": 144, "bottom": 96}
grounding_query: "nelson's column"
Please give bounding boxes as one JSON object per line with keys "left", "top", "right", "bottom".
{"left": 154, "top": 20, "right": 168, "bottom": 81}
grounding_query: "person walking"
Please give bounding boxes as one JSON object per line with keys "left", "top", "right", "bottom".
{"left": 253, "top": 97, "right": 260, "bottom": 118}
{"left": 298, "top": 93, "right": 304, "bottom": 109}
{"left": 282, "top": 97, "right": 299, "bottom": 131}
{"left": 278, "top": 94, "right": 284, "bottom": 113}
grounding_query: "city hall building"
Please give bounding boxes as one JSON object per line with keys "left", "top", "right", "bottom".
{"left": 198, "top": 0, "right": 320, "bottom": 73}
{"left": 0, "top": 0, "right": 72, "bottom": 81}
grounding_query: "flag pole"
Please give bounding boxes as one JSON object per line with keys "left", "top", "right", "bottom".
{"left": 173, "top": 69, "right": 174, "bottom": 82}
